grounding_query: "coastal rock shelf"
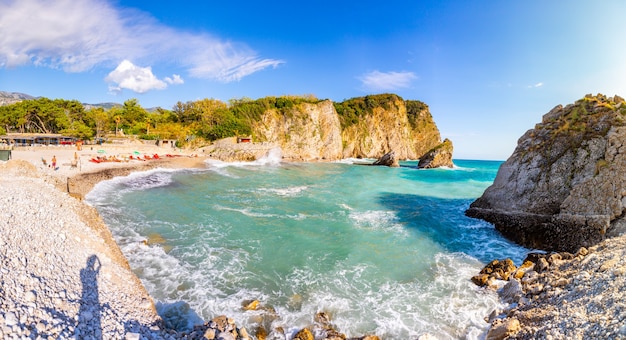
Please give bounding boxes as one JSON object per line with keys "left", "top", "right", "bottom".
{"left": 466, "top": 94, "right": 626, "bottom": 252}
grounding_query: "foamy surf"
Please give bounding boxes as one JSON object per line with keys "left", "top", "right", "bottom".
{"left": 205, "top": 147, "right": 283, "bottom": 169}
{"left": 258, "top": 185, "right": 309, "bottom": 197}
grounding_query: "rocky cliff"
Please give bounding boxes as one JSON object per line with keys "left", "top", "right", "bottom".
{"left": 466, "top": 94, "right": 626, "bottom": 252}
{"left": 336, "top": 94, "right": 442, "bottom": 160}
{"left": 239, "top": 94, "right": 448, "bottom": 163}
{"left": 251, "top": 100, "right": 343, "bottom": 161}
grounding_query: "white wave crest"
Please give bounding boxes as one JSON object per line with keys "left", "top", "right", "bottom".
{"left": 205, "top": 147, "right": 283, "bottom": 171}
{"left": 85, "top": 168, "right": 177, "bottom": 203}
{"left": 258, "top": 185, "right": 308, "bottom": 197}
{"left": 349, "top": 210, "right": 407, "bottom": 235}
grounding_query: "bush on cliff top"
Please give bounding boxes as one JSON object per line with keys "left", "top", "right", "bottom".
{"left": 334, "top": 93, "right": 402, "bottom": 129}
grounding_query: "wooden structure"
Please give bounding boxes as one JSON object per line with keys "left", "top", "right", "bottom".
{"left": 0, "top": 133, "right": 77, "bottom": 147}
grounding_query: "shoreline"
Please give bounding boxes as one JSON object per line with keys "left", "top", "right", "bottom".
{"left": 2, "top": 145, "right": 385, "bottom": 339}
{"left": 0, "top": 145, "right": 254, "bottom": 339}
{"left": 8, "top": 144, "right": 619, "bottom": 339}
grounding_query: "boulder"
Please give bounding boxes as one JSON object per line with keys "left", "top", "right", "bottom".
{"left": 472, "top": 258, "right": 517, "bottom": 286}
{"left": 466, "top": 94, "right": 626, "bottom": 252}
{"left": 293, "top": 328, "right": 314, "bottom": 340}
{"left": 486, "top": 318, "right": 521, "bottom": 340}
{"left": 372, "top": 150, "right": 399, "bottom": 167}
{"left": 417, "top": 138, "right": 454, "bottom": 169}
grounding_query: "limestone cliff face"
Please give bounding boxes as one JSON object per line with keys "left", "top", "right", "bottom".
{"left": 251, "top": 100, "right": 343, "bottom": 161}
{"left": 212, "top": 94, "right": 441, "bottom": 161}
{"left": 336, "top": 94, "right": 442, "bottom": 160}
{"left": 466, "top": 94, "right": 626, "bottom": 252}
{"left": 246, "top": 94, "right": 446, "bottom": 163}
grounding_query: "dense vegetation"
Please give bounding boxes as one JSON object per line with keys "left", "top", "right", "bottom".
{"left": 0, "top": 93, "right": 436, "bottom": 148}
{"left": 0, "top": 95, "right": 320, "bottom": 146}
{"left": 333, "top": 93, "right": 399, "bottom": 129}
{"left": 333, "top": 93, "right": 430, "bottom": 131}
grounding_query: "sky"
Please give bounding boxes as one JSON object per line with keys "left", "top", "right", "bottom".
{"left": 2, "top": 0, "right": 626, "bottom": 160}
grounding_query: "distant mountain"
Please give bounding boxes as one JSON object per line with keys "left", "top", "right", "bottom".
{"left": 0, "top": 91, "right": 35, "bottom": 106}
{"left": 0, "top": 91, "right": 161, "bottom": 111}
{"left": 82, "top": 102, "right": 123, "bottom": 110}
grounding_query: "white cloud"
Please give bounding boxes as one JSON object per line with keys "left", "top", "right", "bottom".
{"left": 105, "top": 60, "right": 166, "bottom": 94}
{"left": 359, "top": 70, "right": 418, "bottom": 91}
{"left": 0, "top": 0, "right": 283, "bottom": 85}
{"left": 164, "top": 74, "right": 184, "bottom": 85}
{"left": 529, "top": 82, "right": 544, "bottom": 88}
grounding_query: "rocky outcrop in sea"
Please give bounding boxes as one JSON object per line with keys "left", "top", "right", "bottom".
{"left": 466, "top": 94, "right": 626, "bottom": 252}
{"left": 417, "top": 138, "right": 454, "bottom": 169}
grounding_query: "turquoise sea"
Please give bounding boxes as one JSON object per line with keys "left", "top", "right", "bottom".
{"left": 85, "top": 152, "right": 528, "bottom": 339}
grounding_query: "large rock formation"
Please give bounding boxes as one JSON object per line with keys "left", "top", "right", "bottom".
{"left": 252, "top": 100, "right": 343, "bottom": 161}
{"left": 244, "top": 94, "right": 450, "bottom": 164}
{"left": 336, "top": 94, "right": 441, "bottom": 160}
{"left": 466, "top": 94, "right": 626, "bottom": 252}
{"left": 372, "top": 150, "right": 399, "bottom": 167}
{"left": 417, "top": 138, "right": 454, "bottom": 169}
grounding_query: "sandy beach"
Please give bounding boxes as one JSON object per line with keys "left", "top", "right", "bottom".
{"left": 7, "top": 143, "right": 208, "bottom": 197}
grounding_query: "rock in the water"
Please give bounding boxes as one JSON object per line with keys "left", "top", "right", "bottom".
{"left": 372, "top": 150, "right": 399, "bottom": 167}
{"left": 417, "top": 138, "right": 454, "bottom": 169}
{"left": 242, "top": 299, "right": 260, "bottom": 311}
{"left": 293, "top": 328, "right": 314, "bottom": 340}
{"left": 466, "top": 94, "right": 626, "bottom": 251}
{"left": 472, "top": 258, "right": 517, "bottom": 286}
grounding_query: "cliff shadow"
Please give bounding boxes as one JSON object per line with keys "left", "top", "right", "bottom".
{"left": 377, "top": 192, "right": 527, "bottom": 263}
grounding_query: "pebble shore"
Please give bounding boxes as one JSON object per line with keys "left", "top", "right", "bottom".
{"left": 495, "top": 235, "right": 626, "bottom": 339}
{"left": 0, "top": 160, "right": 166, "bottom": 339}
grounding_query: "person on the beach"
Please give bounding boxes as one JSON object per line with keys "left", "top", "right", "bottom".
{"left": 52, "top": 155, "right": 57, "bottom": 169}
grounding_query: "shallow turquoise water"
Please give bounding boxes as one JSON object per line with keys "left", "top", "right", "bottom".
{"left": 86, "top": 156, "right": 528, "bottom": 339}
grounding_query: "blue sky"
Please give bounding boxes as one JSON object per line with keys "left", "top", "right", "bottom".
{"left": 2, "top": 0, "right": 626, "bottom": 160}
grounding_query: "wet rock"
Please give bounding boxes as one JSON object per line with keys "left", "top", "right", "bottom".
{"left": 314, "top": 311, "right": 331, "bottom": 325}
{"left": 472, "top": 258, "right": 517, "bottom": 286}
{"left": 242, "top": 299, "right": 260, "bottom": 311}
{"left": 211, "top": 315, "right": 229, "bottom": 332}
{"left": 513, "top": 261, "right": 535, "bottom": 280}
{"left": 417, "top": 138, "right": 454, "bottom": 169}
{"left": 500, "top": 278, "right": 523, "bottom": 304}
{"left": 204, "top": 328, "right": 216, "bottom": 339}
{"left": 255, "top": 326, "right": 267, "bottom": 340}
{"left": 293, "top": 328, "right": 314, "bottom": 340}
{"left": 350, "top": 336, "right": 380, "bottom": 340}
{"left": 372, "top": 150, "right": 399, "bottom": 167}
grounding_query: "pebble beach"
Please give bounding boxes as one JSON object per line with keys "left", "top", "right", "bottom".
{"left": 0, "top": 144, "right": 211, "bottom": 339}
